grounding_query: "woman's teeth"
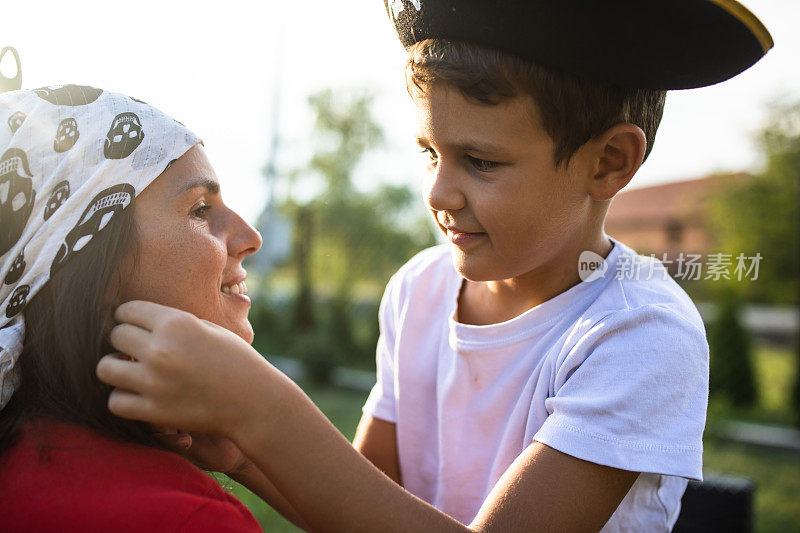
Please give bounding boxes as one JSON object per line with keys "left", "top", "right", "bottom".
{"left": 221, "top": 281, "right": 247, "bottom": 295}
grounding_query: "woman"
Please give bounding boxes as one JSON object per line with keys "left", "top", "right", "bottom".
{"left": 0, "top": 85, "right": 267, "bottom": 531}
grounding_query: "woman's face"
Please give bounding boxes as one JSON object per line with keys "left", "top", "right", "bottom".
{"left": 117, "top": 145, "right": 262, "bottom": 343}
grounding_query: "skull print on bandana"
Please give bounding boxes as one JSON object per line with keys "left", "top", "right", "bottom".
{"left": 50, "top": 183, "right": 135, "bottom": 276}
{"left": 43, "top": 180, "right": 70, "bottom": 221}
{"left": 54, "top": 118, "right": 80, "bottom": 153}
{"left": 3, "top": 251, "right": 24, "bottom": 285}
{"left": 34, "top": 85, "right": 104, "bottom": 106}
{"left": 0, "top": 148, "right": 36, "bottom": 257}
{"left": 1, "top": 85, "right": 201, "bottom": 410}
{"left": 104, "top": 112, "right": 144, "bottom": 159}
{"left": 7, "top": 112, "right": 25, "bottom": 134}
{"left": 5, "top": 285, "right": 29, "bottom": 318}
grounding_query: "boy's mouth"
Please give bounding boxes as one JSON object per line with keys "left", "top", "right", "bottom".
{"left": 436, "top": 211, "right": 485, "bottom": 242}
{"left": 440, "top": 224, "right": 486, "bottom": 248}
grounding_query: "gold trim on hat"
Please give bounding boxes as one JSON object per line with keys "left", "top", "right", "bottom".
{"left": 707, "top": 0, "right": 774, "bottom": 53}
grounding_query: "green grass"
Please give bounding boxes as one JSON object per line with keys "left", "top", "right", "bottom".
{"left": 704, "top": 342, "right": 800, "bottom": 532}
{"left": 703, "top": 439, "right": 800, "bottom": 532}
{"left": 215, "top": 344, "right": 800, "bottom": 532}
{"left": 756, "top": 344, "right": 797, "bottom": 417}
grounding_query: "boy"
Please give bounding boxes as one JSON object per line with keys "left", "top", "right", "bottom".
{"left": 96, "top": 1, "right": 773, "bottom": 531}
{"left": 355, "top": 1, "right": 773, "bottom": 530}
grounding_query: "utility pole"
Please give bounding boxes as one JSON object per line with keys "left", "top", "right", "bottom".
{"left": 252, "top": 9, "right": 291, "bottom": 278}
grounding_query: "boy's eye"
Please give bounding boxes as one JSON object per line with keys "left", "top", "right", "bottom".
{"left": 419, "top": 147, "right": 438, "bottom": 163}
{"left": 466, "top": 155, "right": 499, "bottom": 172}
{"left": 191, "top": 203, "right": 211, "bottom": 219}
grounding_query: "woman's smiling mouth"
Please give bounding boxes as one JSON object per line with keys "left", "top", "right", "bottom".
{"left": 220, "top": 279, "right": 250, "bottom": 305}
{"left": 221, "top": 281, "right": 247, "bottom": 295}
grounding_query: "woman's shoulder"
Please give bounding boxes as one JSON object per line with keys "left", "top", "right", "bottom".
{"left": 0, "top": 418, "right": 260, "bottom": 532}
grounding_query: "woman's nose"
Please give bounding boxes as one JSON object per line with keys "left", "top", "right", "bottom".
{"left": 228, "top": 210, "right": 262, "bottom": 259}
{"left": 425, "top": 159, "right": 466, "bottom": 213}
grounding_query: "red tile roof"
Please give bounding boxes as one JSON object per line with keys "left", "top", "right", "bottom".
{"left": 606, "top": 172, "right": 750, "bottom": 229}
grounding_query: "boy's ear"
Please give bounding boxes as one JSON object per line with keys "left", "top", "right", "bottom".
{"left": 587, "top": 124, "right": 647, "bottom": 201}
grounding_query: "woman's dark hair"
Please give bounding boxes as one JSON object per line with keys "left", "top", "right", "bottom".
{"left": 0, "top": 199, "right": 157, "bottom": 453}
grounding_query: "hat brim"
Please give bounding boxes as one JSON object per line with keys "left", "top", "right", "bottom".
{"left": 387, "top": 0, "right": 773, "bottom": 90}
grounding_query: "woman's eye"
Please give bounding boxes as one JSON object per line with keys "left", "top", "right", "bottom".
{"left": 191, "top": 204, "right": 211, "bottom": 219}
{"left": 467, "top": 155, "right": 499, "bottom": 172}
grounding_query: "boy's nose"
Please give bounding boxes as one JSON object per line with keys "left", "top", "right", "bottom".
{"left": 425, "top": 162, "right": 466, "bottom": 213}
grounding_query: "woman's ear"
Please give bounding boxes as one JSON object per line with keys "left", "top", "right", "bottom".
{"left": 588, "top": 123, "right": 647, "bottom": 201}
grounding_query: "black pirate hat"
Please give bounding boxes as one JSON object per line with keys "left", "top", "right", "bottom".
{"left": 385, "top": 0, "right": 773, "bottom": 89}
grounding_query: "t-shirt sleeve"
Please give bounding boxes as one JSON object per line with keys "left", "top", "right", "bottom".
{"left": 179, "top": 495, "right": 262, "bottom": 532}
{"left": 533, "top": 304, "right": 709, "bottom": 481}
{"left": 362, "top": 274, "right": 400, "bottom": 423}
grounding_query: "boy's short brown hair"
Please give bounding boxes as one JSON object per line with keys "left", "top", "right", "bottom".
{"left": 407, "top": 39, "right": 667, "bottom": 166}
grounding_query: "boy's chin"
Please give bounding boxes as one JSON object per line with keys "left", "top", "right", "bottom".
{"left": 449, "top": 247, "right": 503, "bottom": 282}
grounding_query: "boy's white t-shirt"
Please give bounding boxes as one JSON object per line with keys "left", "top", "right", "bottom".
{"left": 362, "top": 236, "right": 709, "bottom": 531}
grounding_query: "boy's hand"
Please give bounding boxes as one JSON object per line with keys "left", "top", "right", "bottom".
{"left": 182, "top": 433, "right": 252, "bottom": 475}
{"left": 153, "top": 428, "right": 252, "bottom": 476}
{"left": 96, "top": 300, "right": 269, "bottom": 438}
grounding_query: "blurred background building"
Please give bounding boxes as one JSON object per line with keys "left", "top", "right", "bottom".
{"left": 606, "top": 173, "right": 750, "bottom": 263}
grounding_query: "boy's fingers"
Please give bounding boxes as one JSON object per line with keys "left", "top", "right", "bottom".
{"left": 146, "top": 425, "right": 178, "bottom": 435}
{"left": 153, "top": 432, "right": 193, "bottom": 452}
{"left": 109, "top": 323, "right": 151, "bottom": 359}
{"left": 115, "top": 300, "right": 182, "bottom": 331}
{"left": 107, "top": 388, "right": 153, "bottom": 422}
{"left": 96, "top": 354, "right": 147, "bottom": 392}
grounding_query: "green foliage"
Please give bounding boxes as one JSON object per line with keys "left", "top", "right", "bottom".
{"left": 280, "top": 89, "right": 435, "bottom": 293}
{"left": 709, "top": 289, "right": 758, "bottom": 407}
{"left": 290, "top": 332, "right": 338, "bottom": 386}
{"left": 290, "top": 205, "right": 315, "bottom": 333}
{"left": 249, "top": 294, "right": 293, "bottom": 356}
{"left": 307, "top": 89, "right": 384, "bottom": 196}
{"left": 271, "top": 88, "right": 435, "bottom": 371}
{"left": 708, "top": 100, "right": 800, "bottom": 305}
{"left": 705, "top": 99, "right": 800, "bottom": 425}
{"left": 794, "top": 346, "right": 800, "bottom": 428}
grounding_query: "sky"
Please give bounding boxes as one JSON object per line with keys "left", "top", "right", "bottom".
{"left": 2, "top": 0, "right": 799, "bottom": 224}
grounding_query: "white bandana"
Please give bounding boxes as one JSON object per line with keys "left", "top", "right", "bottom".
{"left": 0, "top": 85, "right": 200, "bottom": 409}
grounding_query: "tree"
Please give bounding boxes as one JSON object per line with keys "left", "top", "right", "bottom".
{"left": 708, "top": 100, "right": 799, "bottom": 305}
{"left": 707, "top": 99, "right": 800, "bottom": 424}
{"left": 276, "top": 89, "right": 436, "bottom": 377}
{"left": 709, "top": 289, "right": 757, "bottom": 407}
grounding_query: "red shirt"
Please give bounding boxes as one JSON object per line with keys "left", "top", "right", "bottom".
{"left": 0, "top": 419, "right": 262, "bottom": 532}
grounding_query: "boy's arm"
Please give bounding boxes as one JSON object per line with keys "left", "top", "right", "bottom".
{"left": 472, "top": 441, "right": 638, "bottom": 531}
{"left": 353, "top": 413, "right": 639, "bottom": 530}
{"left": 231, "top": 375, "right": 637, "bottom": 533}
{"left": 352, "top": 415, "right": 402, "bottom": 485}
{"left": 228, "top": 463, "right": 310, "bottom": 531}
{"left": 98, "top": 301, "right": 638, "bottom": 532}
{"left": 246, "top": 408, "right": 636, "bottom": 531}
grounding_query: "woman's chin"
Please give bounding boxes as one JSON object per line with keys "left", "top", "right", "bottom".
{"left": 230, "top": 320, "right": 255, "bottom": 345}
